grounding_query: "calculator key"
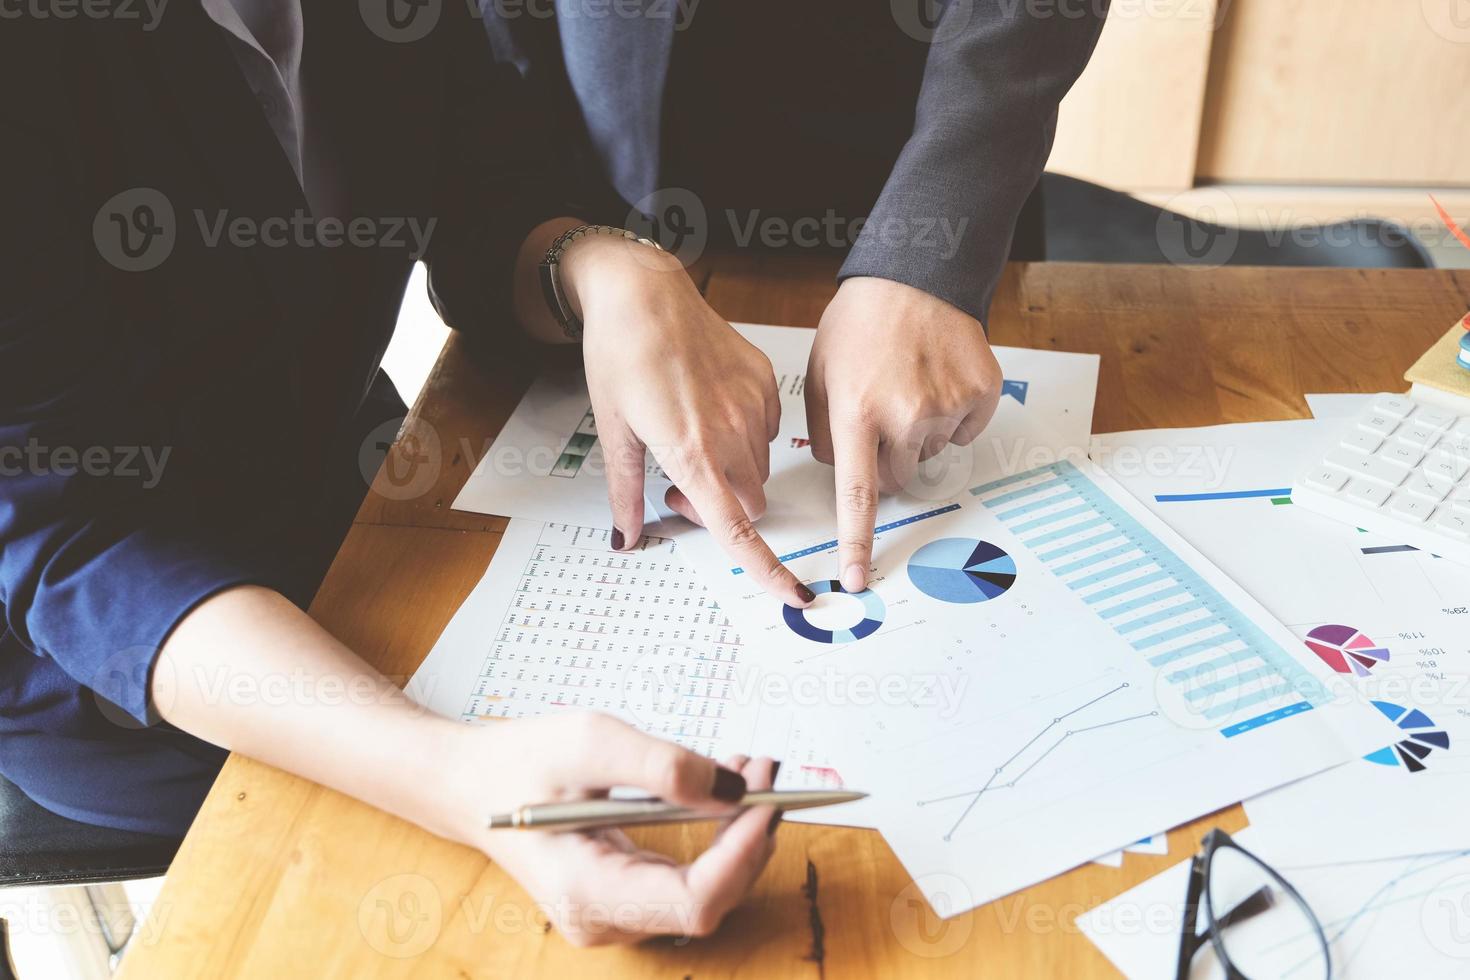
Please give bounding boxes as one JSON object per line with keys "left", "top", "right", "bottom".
{"left": 1370, "top": 394, "right": 1414, "bottom": 419}
{"left": 1403, "top": 473, "right": 1452, "bottom": 502}
{"left": 1415, "top": 408, "right": 1455, "bottom": 431}
{"left": 1395, "top": 425, "right": 1440, "bottom": 450}
{"left": 1344, "top": 481, "right": 1390, "bottom": 508}
{"left": 1377, "top": 442, "right": 1425, "bottom": 468}
{"left": 1303, "top": 467, "right": 1349, "bottom": 492}
{"left": 1390, "top": 495, "right": 1436, "bottom": 523}
{"left": 1428, "top": 453, "right": 1470, "bottom": 482}
{"left": 1434, "top": 437, "right": 1470, "bottom": 464}
{"left": 1358, "top": 414, "right": 1399, "bottom": 437}
{"left": 1453, "top": 417, "right": 1470, "bottom": 437}
{"left": 1340, "top": 430, "right": 1382, "bottom": 454}
{"left": 1375, "top": 443, "right": 1422, "bottom": 470}
{"left": 1324, "top": 449, "right": 1410, "bottom": 487}
{"left": 1434, "top": 509, "right": 1470, "bottom": 540}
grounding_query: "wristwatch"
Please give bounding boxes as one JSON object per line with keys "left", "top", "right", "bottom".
{"left": 539, "top": 224, "right": 666, "bottom": 341}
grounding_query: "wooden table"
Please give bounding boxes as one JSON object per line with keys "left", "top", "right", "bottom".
{"left": 118, "top": 259, "right": 1470, "bottom": 979}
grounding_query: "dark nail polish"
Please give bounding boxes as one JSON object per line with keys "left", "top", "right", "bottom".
{"left": 770, "top": 760, "right": 782, "bottom": 782}
{"left": 712, "top": 766, "right": 747, "bottom": 802}
{"left": 767, "top": 811, "right": 783, "bottom": 837}
{"left": 611, "top": 528, "right": 625, "bottom": 551}
{"left": 796, "top": 583, "right": 816, "bottom": 604}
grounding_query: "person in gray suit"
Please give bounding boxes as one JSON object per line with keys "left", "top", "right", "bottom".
{"left": 484, "top": 0, "right": 1107, "bottom": 596}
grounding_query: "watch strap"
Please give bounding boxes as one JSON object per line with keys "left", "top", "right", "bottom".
{"left": 539, "top": 225, "right": 665, "bottom": 341}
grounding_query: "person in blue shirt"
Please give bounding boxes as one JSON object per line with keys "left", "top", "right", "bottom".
{"left": 1, "top": 1, "right": 796, "bottom": 945}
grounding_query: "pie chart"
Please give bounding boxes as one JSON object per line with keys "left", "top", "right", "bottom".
{"left": 1304, "top": 624, "right": 1391, "bottom": 677}
{"left": 907, "top": 538, "right": 1017, "bottom": 604}
{"left": 1363, "top": 700, "right": 1450, "bottom": 773}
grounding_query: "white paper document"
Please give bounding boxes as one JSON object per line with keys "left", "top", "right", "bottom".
{"left": 1077, "top": 827, "right": 1470, "bottom": 979}
{"left": 1094, "top": 832, "right": 1169, "bottom": 867}
{"left": 451, "top": 323, "right": 1100, "bottom": 531}
{"left": 405, "top": 518, "right": 874, "bottom": 826}
{"left": 1094, "top": 420, "right": 1470, "bottom": 863}
{"left": 671, "top": 437, "right": 1381, "bottom": 914}
{"left": 1304, "top": 392, "right": 1374, "bottom": 420}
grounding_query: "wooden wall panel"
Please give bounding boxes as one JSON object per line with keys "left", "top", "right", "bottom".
{"left": 1197, "top": 0, "right": 1470, "bottom": 185}
{"left": 1047, "top": 0, "right": 1220, "bottom": 191}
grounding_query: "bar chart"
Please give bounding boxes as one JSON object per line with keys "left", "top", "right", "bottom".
{"left": 972, "top": 460, "right": 1328, "bottom": 737}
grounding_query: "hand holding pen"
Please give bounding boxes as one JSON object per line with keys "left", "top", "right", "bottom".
{"left": 442, "top": 713, "right": 796, "bottom": 947}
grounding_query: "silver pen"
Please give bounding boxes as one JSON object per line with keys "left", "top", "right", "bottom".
{"left": 486, "top": 789, "right": 868, "bottom": 832}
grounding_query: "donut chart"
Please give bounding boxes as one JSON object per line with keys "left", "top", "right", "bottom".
{"left": 907, "top": 538, "right": 1018, "bottom": 604}
{"left": 783, "top": 580, "right": 886, "bottom": 644}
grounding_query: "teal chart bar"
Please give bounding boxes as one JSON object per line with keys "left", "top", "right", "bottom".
{"left": 972, "top": 461, "right": 1324, "bottom": 738}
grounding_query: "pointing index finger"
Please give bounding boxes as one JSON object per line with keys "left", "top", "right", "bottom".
{"left": 833, "top": 420, "right": 881, "bottom": 593}
{"left": 685, "top": 473, "right": 813, "bottom": 608}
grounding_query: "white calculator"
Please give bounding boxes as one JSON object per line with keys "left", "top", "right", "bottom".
{"left": 1292, "top": 393, "right": 1470, "bottom": 562}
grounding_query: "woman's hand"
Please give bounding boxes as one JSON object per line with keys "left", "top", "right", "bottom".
{"left": 562, "top": 235, "right": 813, "bottom": 607}
{"left": 440, "top": 712, "right": 781, "bottom": 947}
{"left": 153, "top": 588, "right": 778, "bottom": 949}
{"left": 806, "top": 276, "right": 1002, "bottom": 592}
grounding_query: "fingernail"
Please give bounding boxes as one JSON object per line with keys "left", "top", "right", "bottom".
{"left": 841, "top": 563, "right": 866, "bottom": 592}
{"left": 770, "top": 760, "right": 782, "bottom": 782}
{"left": 767, "top": 811, "right": 783, "bottom": 837}
{"left": 611, "top": 528, "right": 625, "bottom": 551}
{"left": 796, "top": 583, "right": 816, "bottom": 604}
{"left": 712, "top": 766, "right": 747, "bottom": 802}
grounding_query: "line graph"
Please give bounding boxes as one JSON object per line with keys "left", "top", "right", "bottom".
{"left": 916, "top": 683, "right": 1156, "bottom": 841}
{"left": 1322, "top": 850, "right": 1470, "bottom": 962}
{"left": 1259, "top": 848, "right": 1470, "bottom": 978}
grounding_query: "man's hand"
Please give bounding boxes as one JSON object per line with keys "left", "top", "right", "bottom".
{"left": 563, "top": 234, "right": 813, "bottom": 607}
{"left": 807, "top": 276, "right": 1002, "bottom": 592}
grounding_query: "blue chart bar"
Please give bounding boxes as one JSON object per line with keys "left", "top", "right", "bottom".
{"left": 971, "top": 461, "right": 1323, "bottom": 736}
{"left": 1154, "top": 488, "right": 1292, "bottom": 503}
{"left": 1220, "top": 700, "right": 1314, "bottom": 738}
{"left": 729, "top": 504, "right": 961, "bottom": 575}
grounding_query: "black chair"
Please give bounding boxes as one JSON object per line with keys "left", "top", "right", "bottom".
{"left": 0, "top": 775, "right": 182, "bottom": 978}
{"left": 1042, "top": 172, "right": 1432, "bottom": 270}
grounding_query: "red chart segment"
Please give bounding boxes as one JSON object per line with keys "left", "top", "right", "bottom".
{"left": 1304, "top": 624, "right": 1390, "bottom": 677}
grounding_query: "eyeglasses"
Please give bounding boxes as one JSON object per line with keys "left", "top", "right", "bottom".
{"left": 1175, "top": 829, "right": 1331, "bottom": 980}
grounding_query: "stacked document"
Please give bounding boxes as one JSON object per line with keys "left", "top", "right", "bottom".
{"left": 1095, "top": 418, "right": 1470, "bottom": 864}
{"left": 1077, "top": 413, "right": 1470, "bottom": 975}
{"left": 407, "top": 325, "right": 1392, "bottom": 919}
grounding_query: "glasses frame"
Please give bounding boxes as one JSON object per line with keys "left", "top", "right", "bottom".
{"left": 1174, "top": 828, "right": 1331, "bottom": 980}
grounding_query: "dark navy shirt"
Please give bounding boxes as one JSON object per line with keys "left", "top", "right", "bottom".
{"left": 0, "top": 2, "right": 564, "bottom": 836}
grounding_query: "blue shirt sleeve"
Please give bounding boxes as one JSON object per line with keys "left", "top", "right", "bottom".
{"left": 1, "top": 109, "right": 263, "bottom": 728}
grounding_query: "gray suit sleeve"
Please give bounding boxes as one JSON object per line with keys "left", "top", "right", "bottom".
{"left": 839, "top": 1, "right": 1108, "bottom": 323}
